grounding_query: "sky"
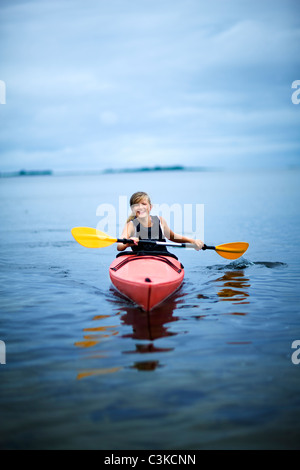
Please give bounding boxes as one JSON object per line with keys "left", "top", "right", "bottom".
{"left": 0, "top": 0, "right": 299, "bottom": 172}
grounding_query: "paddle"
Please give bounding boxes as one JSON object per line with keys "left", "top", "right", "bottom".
{"left": 71, "top": 227, "right": 249, "bottom": 260}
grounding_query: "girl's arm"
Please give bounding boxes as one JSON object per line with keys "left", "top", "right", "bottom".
{"left": 117, "top": 221, "right": 138, "bottom": 251}
{"left": 160, "top": 217, "right": 204, "bottom": 251}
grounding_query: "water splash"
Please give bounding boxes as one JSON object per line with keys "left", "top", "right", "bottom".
{"left": 207, "top": 258, "right": 287, "bottom": 271}
{"left": 253, "top": 261, "right": 287, "bottom": 269}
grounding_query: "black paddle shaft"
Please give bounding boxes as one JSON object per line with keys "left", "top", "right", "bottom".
{"left": 117, "top": 238, "right": 178, "bottom": 245}
{"left": 117, "top": 239, "right": 216, "bottom": 250}
{"left": 202, "top": 244, "right": 216, "bottom": 251}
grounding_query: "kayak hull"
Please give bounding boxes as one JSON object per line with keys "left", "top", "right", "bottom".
{"left": 109, "top": 254, "right": 184, "bottom": 311}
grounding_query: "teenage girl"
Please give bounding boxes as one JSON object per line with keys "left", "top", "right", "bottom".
{"left": 117, "top": 191, "right": 204, "bottom": 252}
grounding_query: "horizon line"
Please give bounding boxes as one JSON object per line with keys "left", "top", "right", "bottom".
{"left": 0, "top": 163, "right": 299, "bottom": 178}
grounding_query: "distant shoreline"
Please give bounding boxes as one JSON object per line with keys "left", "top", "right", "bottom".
{"left": 1, "top": 164, "right": 298, "bottom": 178}
{"left": 0, "top": 165, "right": 211, "bottom": 178}
{"left": 0, "top": 169, "right": 54, "bottom": 178}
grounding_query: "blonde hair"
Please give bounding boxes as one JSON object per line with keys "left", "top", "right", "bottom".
{"left": 127, "top": 192, "right": 152, "bottom": 223}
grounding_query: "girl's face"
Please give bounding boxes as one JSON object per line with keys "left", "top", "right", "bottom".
{"left": 131, "top": 198, "right": 151, "bottom": 219}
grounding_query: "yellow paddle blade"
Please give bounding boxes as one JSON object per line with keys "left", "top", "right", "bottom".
{"left": 71, "top": 227, "right": 117, "bottom": 248}
{"left": 215, "top": 242, "right": 249, "bottom": 260}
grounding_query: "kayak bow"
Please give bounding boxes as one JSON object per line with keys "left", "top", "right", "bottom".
{"left": 109, "top": 254, "right": 184, "bottom": 311}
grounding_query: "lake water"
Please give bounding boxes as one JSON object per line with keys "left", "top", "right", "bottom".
{"left": 0, "top": 169, "right": 300, "bottom": 450}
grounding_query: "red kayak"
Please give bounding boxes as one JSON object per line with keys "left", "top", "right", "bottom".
{"left": 109, "top": 253, "right": 184, "bottom": 311}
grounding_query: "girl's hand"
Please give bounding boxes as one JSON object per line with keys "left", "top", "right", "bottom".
{"left": 129, "top": 237, "right": 139, "bottom": 246}
{"left": 117, "top": 236, "right": 139, "bottom": 251}
{"left": 192, "top": 239, "right": 205, "bottom": 251}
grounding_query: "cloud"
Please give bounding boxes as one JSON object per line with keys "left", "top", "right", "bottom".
{"left": 0, "top": 0, "right": 299, "bottom": 171}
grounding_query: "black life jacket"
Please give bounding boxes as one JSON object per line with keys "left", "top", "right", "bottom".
{"left": 131, "top": 215, "right": 169, "bottom": 253}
